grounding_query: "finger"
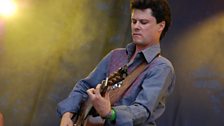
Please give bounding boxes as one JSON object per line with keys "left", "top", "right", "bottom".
{"left": 95, "top": 84, "right": 101, "bottom": 96}
{"left": 87, "top": 88, "right": 95, "bottom": 100}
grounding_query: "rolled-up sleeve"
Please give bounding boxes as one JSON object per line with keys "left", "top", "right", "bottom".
{"left": 57, "top": 51, "right": 113, "bottom": 117}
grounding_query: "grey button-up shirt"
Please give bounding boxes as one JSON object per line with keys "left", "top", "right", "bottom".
{"left": 57, "top": 43, "right": 175, "bottom": 126}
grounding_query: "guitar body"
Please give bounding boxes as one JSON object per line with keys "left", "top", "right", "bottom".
{"left": 84, "top": 116, "right": 105, "bottom": 126}
{"left": 75, "top": 99, "right": 104, "bottom": 126}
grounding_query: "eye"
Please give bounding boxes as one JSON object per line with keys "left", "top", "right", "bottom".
{"left": 140, "top": 20, "right": 149, "bottom": 25}
{"left": 131, "top": 19, "right": 137, "bottom": 24}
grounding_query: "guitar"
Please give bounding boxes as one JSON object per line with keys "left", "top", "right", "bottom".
{"left": 74, "top": 65, "right": 128, "bottom": 126}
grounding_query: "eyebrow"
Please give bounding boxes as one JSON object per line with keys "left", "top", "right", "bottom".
{"left": 131, "top": 18, "right": 150, "bottom": 21}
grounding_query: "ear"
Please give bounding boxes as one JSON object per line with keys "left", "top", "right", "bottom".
{"left": 158, "top": 21, "right": 166, "bottom": 32}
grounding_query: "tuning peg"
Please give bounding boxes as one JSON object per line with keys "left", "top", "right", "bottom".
{"left": 111, "top": 81, "right": 123, "bottom": 90}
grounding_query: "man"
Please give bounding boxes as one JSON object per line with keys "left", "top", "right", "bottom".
{"left": 57, "top": 0, "right": 175, "bottom": 125}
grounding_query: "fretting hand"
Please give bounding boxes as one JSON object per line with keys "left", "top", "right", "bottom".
{"left": 87, "top": 84, "right": 111, "bottom": 117}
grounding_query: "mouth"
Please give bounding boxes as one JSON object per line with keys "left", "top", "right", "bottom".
{"left": 132, "top": 33, "right": 142, "bottom": 37}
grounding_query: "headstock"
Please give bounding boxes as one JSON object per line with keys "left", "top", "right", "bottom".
{"left": 100, "top": 65, "right": 128, "bottom": 95}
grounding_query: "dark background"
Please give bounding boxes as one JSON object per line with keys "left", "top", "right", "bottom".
{"left": 0, "top": 0, "right": 223, "bottom": 125}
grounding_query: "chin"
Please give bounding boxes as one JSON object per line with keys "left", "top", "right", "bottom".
{"left": 133, "top": 40, "right": 144, "bottom": 45}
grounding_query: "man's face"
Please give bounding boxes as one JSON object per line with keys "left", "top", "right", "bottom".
{"left": 131, "top": 9, "right": 165, "bottom": 48}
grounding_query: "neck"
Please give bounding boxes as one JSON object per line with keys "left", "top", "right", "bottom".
{"left": 130, "top": 42, "right": 159, "bottom": 62}
{"left": 135, "top": 41, "right": 159, "bottom": 52}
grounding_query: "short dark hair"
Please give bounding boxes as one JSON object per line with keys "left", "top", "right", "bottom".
{"left": 131, "top": 0, "right": 171, "bottom": 40}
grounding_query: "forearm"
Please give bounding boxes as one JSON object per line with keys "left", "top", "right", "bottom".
{"left": 57, "top": 92, "right": 84, "bottom": 117}
{"left": 60, "top": 112, "right": 75, "bottom": 126}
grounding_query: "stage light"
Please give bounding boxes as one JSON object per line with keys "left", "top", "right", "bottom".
{"left": 0, "top": 0, "right": 17, "bottom": 17}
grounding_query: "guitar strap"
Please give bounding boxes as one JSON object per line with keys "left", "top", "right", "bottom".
{"left": 109, "top": 53, "right": 160, "bottom": 105}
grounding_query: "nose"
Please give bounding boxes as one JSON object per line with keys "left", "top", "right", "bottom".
{"left": 132, "top": 21, "right": 141, "bottom": 31}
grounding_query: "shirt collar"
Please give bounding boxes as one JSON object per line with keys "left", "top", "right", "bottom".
{"left": 126, "top": 43, "right": 161, "bottom": 63}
